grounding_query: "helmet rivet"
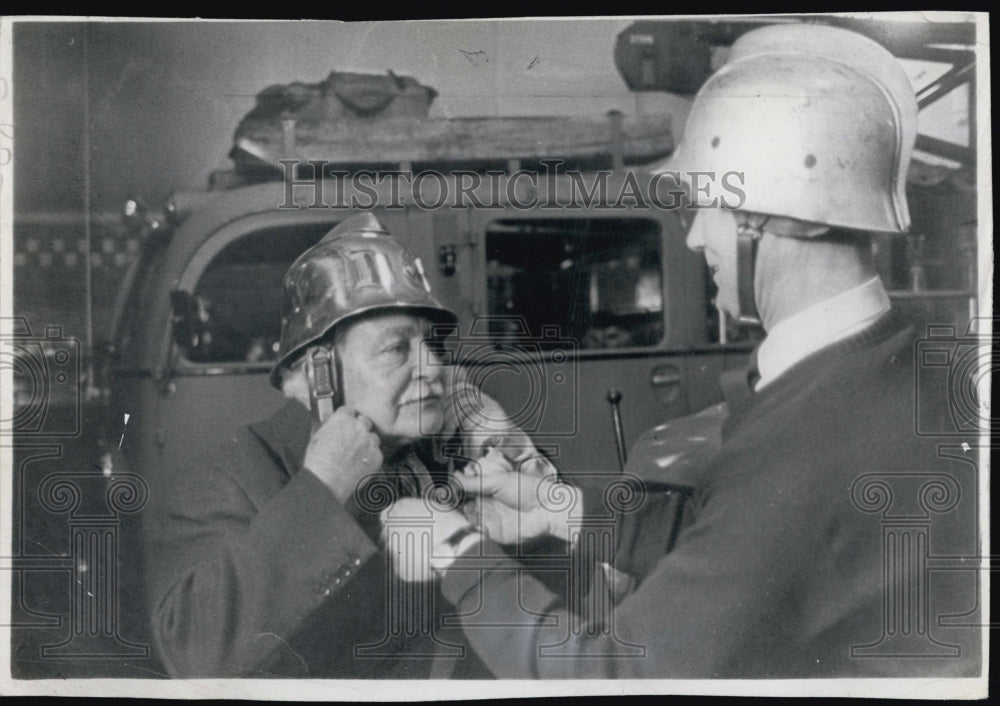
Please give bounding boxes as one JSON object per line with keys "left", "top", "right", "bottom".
{"left": 711, "top": 136, "right": 720, "bottom": 148}
{"left": 804, "top": 154, "right": 817, "bottom": 168}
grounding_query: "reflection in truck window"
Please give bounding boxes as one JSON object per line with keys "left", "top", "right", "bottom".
{"left": 181, "top": 223, "right": 333, "bottom": 363}
{"left": 486, "top": 219, "right": 664, "bottom": 349}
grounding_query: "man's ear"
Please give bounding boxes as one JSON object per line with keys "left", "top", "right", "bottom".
{"left": 280, "top": 359, "right": 311, "bottom": 408}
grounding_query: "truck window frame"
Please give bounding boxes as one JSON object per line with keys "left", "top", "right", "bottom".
{"left": 481, "top": 215, "right": 669, "bottom": 355}
{"left": 168, "top": 211, "right": 343, "bottom": 375}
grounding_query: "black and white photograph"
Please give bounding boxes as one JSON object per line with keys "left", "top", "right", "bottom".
{"left": 0, "top": 13, "right": 990, "bottom": 699}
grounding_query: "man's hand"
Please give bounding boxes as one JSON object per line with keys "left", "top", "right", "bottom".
{"left": 456, "top": 450, "right": 581, "bottom": 545}
{"left": 304, "top": 406, "right": 383, "bottom": 504}
{"left": 381, "top": 498, "right": 479, "bottom": 582}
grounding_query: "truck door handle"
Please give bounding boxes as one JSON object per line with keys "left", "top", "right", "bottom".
{"left": 650, "top": 364, "right": 682, "bottom": 405}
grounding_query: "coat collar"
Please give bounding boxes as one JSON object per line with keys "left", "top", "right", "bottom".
{"left": 719, "top": 346, "right": 760, "bottom": 409}
{"left": 249, "top": 400, "right": 313, "bottom": 477}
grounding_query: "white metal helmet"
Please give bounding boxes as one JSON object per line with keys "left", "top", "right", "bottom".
{"left": 653, "top": 23, "right": 918, "bottom": 234}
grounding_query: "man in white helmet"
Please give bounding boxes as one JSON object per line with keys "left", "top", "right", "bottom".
{"left": 388, "top": 24, "right": 981, "bottom": 678}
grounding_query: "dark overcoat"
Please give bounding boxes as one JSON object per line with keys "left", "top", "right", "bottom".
{"left": 144, "top": 400, "right": 492, "bottom": 678}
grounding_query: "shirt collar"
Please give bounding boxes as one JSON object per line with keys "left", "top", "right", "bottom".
{"left": 755, "top": 276, "right": 891, "bottom": 391}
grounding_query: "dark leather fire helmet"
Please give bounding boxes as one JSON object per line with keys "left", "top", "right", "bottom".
{"left": 269, "top": 212, "right": 458, "bottom": 389}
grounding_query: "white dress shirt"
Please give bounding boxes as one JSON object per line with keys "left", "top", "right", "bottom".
{"left": 755, "top": 276, "right": 891, "bottom": 391}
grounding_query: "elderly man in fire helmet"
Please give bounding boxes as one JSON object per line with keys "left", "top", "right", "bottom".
{"left": 387, "top": 24, "right": 982, "bottom": 678}
{"left": 145, "top": 213, "right": 553, "bottom": 678}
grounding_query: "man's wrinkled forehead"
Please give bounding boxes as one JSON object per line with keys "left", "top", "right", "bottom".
{"left": 337, "top": 311, "right": 442, "bottom": 348}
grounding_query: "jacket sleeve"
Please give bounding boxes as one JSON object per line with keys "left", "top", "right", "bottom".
{"left": 439, "top": 465, "right": 812, "bottom": 679}
{"left": 144, "top": 441, "right": 379, "bottom": 677}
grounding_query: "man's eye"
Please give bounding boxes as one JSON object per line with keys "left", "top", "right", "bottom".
{"left": 383, "top": 341, "right": 409, "bottom": 356}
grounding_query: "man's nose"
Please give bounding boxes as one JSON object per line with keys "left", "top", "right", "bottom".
{"left": 685, "top": 212, "right": 706, "bottom": 252}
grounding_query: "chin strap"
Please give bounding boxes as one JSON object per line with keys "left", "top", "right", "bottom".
{"left": 735, "top": 214, "right": 770, "bottom": 327}
{"left": 305, "top": 345, "right": 343, "bottom": 424}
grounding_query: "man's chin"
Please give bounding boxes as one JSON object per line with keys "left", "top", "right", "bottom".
{"left": 419, "top": 414, "right": 446, "bottom": 437}
{"left": 716, "top": 296, "right": 739, "bottom": 320}
{"left": 397, "top": 406, "right": 445, "bottom": 439}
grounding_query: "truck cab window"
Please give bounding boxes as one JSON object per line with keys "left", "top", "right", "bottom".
{"left": 486, "top": 218, "right": 664, "bottom": 349}
{"left": 181, "top": 223, "right": 332, "bottom": 363}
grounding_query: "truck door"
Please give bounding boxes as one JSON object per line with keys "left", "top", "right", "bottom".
{"left": 159, "top": 213, "right": 341, "bottom": 472}
{"left": 160, "top": 208, "right": 417, "bottom": 476}
{"left": 462, "top": 211, "right": 754, "bottom": 477}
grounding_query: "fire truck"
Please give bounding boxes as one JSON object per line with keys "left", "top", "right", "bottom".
{"left": 105, "top": 134, "right": 750, "bottom": 481}
{"left": 100, "top": 17, "right": 978, "bottom": 488}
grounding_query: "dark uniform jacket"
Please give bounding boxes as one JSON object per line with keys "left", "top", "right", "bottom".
{"left": 144, "top": 400, "right": 491, "bottom": 678}
{"left": 439, "top": 313, "right": 983, "bottom": 678}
